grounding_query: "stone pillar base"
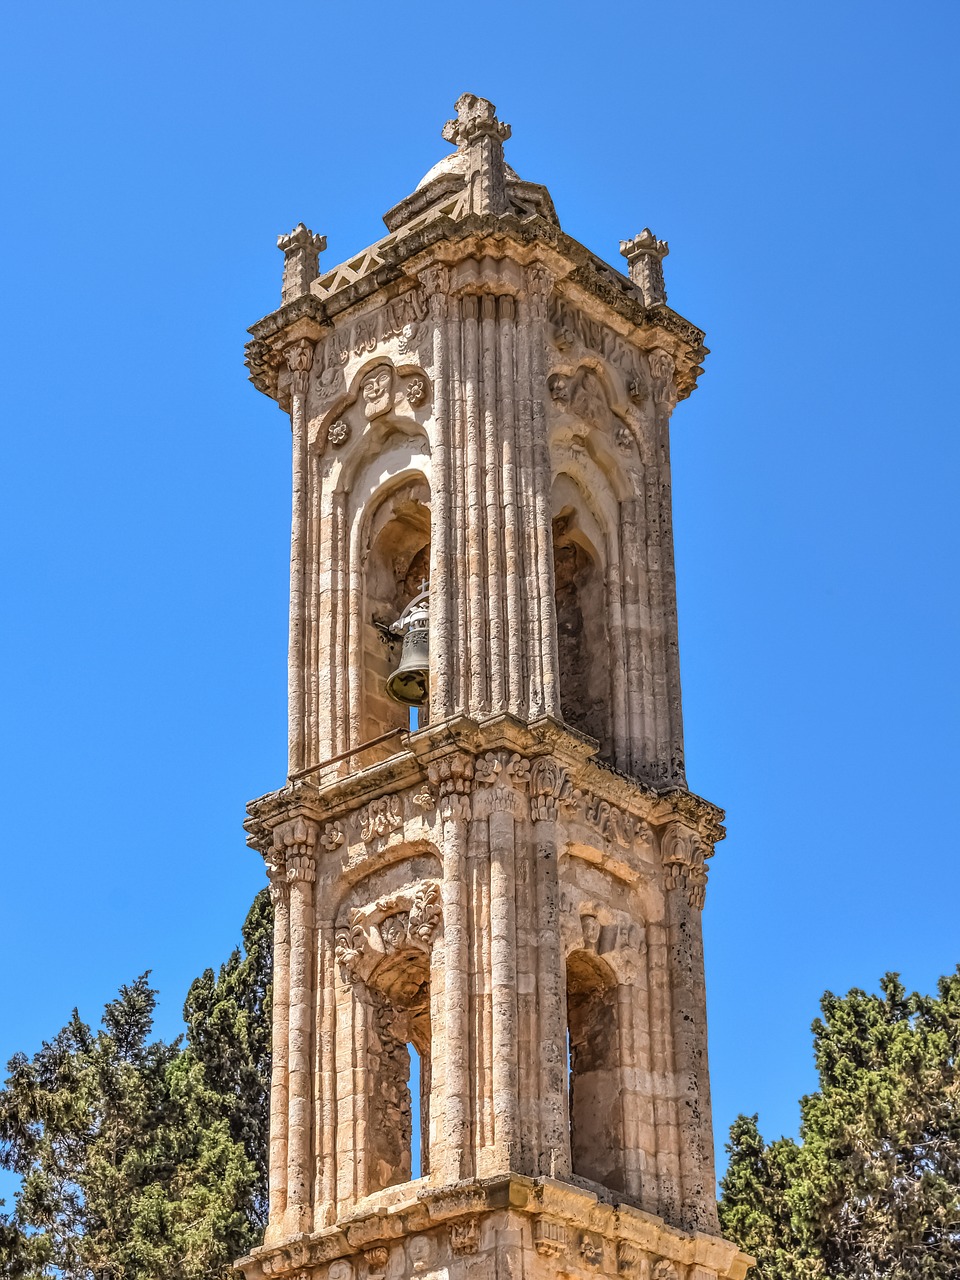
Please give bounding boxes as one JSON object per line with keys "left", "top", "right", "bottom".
{"left": 235, "top": 1176, "right": 752, "bottom": 1280}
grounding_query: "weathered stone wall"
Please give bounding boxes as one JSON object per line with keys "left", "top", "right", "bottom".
{"left": 242, "top": 92, "right": 748, "bottom": 1280}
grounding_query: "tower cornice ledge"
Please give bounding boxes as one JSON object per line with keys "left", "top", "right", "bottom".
{"left": 243, "top": 714, "right": 724, "bottom": 859}
{"left": 245, "top": 215, "right": 707, "bottom": 404}
{"left": 233, "top": 1173, "right": 753, "bottom": 1280}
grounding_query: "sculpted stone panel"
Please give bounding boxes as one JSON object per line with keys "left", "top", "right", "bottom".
{"left": 336, "top": 880, "right": 442, "bottom": 985}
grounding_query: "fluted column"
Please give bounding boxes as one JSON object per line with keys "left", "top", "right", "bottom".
{"left": 428, "top": 755, "right": 474, "bottom": 1180}
{"left": 522, "top": 264, "right": 561, "bottom": 719}
{"left": 284, "top": 340, "right": 313, "bottom": 774}
{"left": 274, "top": 818, "right": 318, "bottom": 1236}
{"left": 662, "top": 822, "right": 718, "bottom": 1233}
{"left": 264, "top": 850, "right": 290, "bottom": 1242}
{"left": 421, "top": 266, "right": 455, "bottom": 719}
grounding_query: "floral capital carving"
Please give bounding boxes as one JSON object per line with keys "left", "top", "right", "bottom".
{"left": 358, "top": 795, "right": 403, "bottom": 844}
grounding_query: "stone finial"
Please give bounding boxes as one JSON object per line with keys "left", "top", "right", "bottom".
{"left": 278, "top": 223, "right": 327, "bottom": 304}
{"left": 441, "top": 93, "right": 511, "bottom": 216}
{"left": 442, "top": 92, "right": 512, "bottom": 147}
{"left": 620, "top": 228, "right": 669, "bottom": 307}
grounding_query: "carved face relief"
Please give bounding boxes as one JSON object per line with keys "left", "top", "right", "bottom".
{"left": 360, "top": 364, "right": 394, "bottom": 419}
{"left": 570, "top": 368, "right": 610, "bottom": 430}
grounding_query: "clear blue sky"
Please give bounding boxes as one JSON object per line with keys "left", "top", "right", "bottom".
{"left": 2, "top": 0, "right": 958, "bottom": 1190}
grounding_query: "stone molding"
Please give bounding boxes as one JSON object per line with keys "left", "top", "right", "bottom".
{"left": 233, "top": 1174, "right": 753, "bottom": 1280}
{"left": 248, "top": 719, "right": 725, "bottom": 879}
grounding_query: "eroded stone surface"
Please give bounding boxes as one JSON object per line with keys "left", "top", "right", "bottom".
{"left": 240, "top": 92, "right": 750, "bottom": 1280}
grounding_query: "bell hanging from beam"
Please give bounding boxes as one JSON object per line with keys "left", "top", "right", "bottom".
{"left": 385, "top": 588, "right": 430, "bottom": 706}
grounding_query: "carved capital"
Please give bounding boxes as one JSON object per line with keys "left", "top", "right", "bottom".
{"left": 273, "top": 817, "right": 319, "bottom": 886}
{"left": 364, "top": 1247, "right": 389, "bottom": 1280}
{"left": 620, "top": 228, "right": 669, "bottom": 307}
{"left": 648, "top": 347, "right": 677, "bottom": 407}
{"left": 529, "top": 756, "right": 580, "bottom": 823}
{"left": 652, "top": 1261, "right": 680, "bottom": 1280}
{"left": 617, "top": 1241, "right": 650, "bottom": 1278}
{"left": 419, "top": 263, "right": 451, "bottom": 321}
{"left": 278, "top": 223, "right": 326, "bottom": 304}
{"left": 525, "top": 261, "right": 555, "bottom": 320}
{"left": 264, "top": 849, "right": 289, "bottom": 907}
{"left": 661, "top": 820, "right": 707, "bottom": 909}
{"left": 284, "top": 337, "right": 314, "bottom": 396}
{"left": 428, "top": 754, "right": 474, "bottom": 822}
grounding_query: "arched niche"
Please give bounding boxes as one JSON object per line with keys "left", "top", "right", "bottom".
{"left": 552, "top": 474, "right": 613, "bottom": 759}
{"left": 335, "top": 851, "right": 443, "bottom": 1196}
{"left": 354, "top": 473, "right": 432, "bottom": 751}
{"left": 566, "top": 949, "right": 626, "bottom": 1192}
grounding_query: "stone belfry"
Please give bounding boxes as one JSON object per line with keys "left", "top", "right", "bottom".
{"left": 239, "top": 94, "right": 751, "bottom": 1280}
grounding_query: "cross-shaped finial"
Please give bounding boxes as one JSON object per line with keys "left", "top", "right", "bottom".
{"left": 442, "top": 93, "right": 511, "bottom": 149}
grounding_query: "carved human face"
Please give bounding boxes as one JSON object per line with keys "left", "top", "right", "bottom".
{"left": 360, "top": 365, "right": 393, "bottom": 419}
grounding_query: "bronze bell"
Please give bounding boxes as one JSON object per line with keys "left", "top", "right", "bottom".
{"left": 385, "top": 598, "right": 429, "bottom": 706}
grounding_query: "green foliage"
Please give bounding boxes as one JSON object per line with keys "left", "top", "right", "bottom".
{"left": 719, "top": 969, "right": 960, "bottom": 1280}
{"left": 0, "top": 891, "right": 273, "bottom": 1279}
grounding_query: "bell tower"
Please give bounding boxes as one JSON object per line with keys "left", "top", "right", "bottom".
{"left": 239, "top": 95, "right": 751, "bottom": 1280}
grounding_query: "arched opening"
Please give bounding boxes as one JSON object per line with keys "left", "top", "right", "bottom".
{"left": 365, "top": 946, "right": 432, "bottom": 1192}
{"left": 566, "top": 949, "right": 625, "bottom": 1191}
{"left": 361, "top": 478, "right": 431, "bottom": 750}
{"left": 553, "top": 509, "right": 612, "bottom": 759}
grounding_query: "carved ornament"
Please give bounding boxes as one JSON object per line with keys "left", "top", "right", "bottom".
{"left": 358, "top": 795, "right": 403, "bottom": 844}
{"left": 652, "top": 1262, "right": 679, "bottom": 1280}
{"left": 529, "top": 757, "right": 581, "bottom": 823}
{"left": 285, "top": 338, "right": 314, "bottom": 397}
{"left": 335, "top": 880, "right": 442, "bottom": 985}
{"left": 427, "top": 754, "right": 474, "bottom": 822}
{"left": 310, "top": 289, "right": 429, "bottom": 410}
{"left": 580, "top": 1232, "right": 604, "bottom": 1268}
{"left": 533, "top": 1215, "right": 567, "bottom": 1258}
{"left": 272, "top": 818, "right": 318, "bottom": 885}
{"left": 364, "top": 1247, "right": 389, "bottom": 1280}
{"left": 449, "top": 1216, "right": 481, "bottom": 1255}
{"left": 616, "top": 1241, "right": 648, "bottom": 1278}
{"left": 661, "top": 821, "right": 707, "bottom": 909}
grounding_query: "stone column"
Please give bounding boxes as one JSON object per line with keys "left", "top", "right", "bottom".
{"left": 488, "top": 794, "right": 521, "bottom": 1171}
{"left": 264, "top": 849, "right": 290, "bottom": 1243}
{"left": 420, "top": 265, "right": 454, "bottom": 719}
{"left": 284, "top": 339, "right": 313, "bottom": 775}
{"left": 662, "top": 822, "right": 718, "bottom": 1233}
{"left": 523, "top": 263, "right": 561, "bottom": 719}
{"left": 429, "top": 755, "right": 475, "bottom": 1180}
{"left": 529, "top": 808, "right": 568, "bottom": 1177}
{"left": 275, "top": 818, "right": 318, "bottom": 1236}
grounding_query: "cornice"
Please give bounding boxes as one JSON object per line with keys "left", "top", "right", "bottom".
{"left": 245, "top": 215, "right": 707, "bottom": 406}
{"left": 244, "top": 714, "right": 724, "bottom": 855}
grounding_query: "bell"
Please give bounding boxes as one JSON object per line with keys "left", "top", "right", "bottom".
{"left": 385, "top": 603, "right": 429, "bottom": 706}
